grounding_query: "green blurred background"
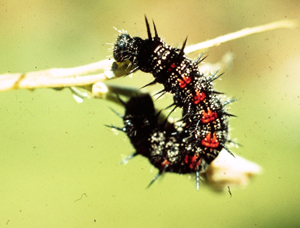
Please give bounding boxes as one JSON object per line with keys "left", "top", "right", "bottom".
{"left": 0, "top": 0, "right": 299, "bottom": 227}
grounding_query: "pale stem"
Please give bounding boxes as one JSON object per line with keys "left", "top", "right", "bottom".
{"left": 0, "top": 20, "right": 297, "bottom": 94}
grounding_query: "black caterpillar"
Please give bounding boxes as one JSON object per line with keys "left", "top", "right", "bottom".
{"left": 110, "top": 17, "right": 235, "bottom": 190}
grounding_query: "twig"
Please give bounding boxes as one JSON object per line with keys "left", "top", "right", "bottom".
{"left": 0, "top": 20, "right": 296, "bottom": 94}
{"left": 184, "top": 20, "right": 297, "bottom": 54}
{"left": 0, "top": 59, "right": 113, "bottom": 92}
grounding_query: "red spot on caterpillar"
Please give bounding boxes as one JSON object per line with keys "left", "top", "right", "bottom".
{"left": 183, "top": 76, "right": 191, "bottom": 84}
{"left": 160, "top": 159, "right": 170, "bottom": 168}
{"left": 201, "top": 133, "right": 219, "bottom": 148}
{"left": 201, "top": 109, "right": 218, "bottom": 123}
{"left": 168, "top": 63, "right": 176, "bottom": 72}
{"left": 184, "top": 155, "right": 201, "bottom": 170}
{"left": 178, "top": 76, "right": 191, "bottom": 88}
{"left": 178, "top": 79, "right": 186, "bottom": 88}
{"left": 193, "top": 91, "right": 206, "bottom": 104}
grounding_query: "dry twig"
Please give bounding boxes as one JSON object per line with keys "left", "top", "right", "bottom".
{"left": 0, "top": 20, "right": 296, "bottom": 97}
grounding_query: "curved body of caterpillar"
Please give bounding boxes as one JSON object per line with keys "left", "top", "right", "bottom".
{"left": 111, "top": 17, "right": 235, "bottom": 189}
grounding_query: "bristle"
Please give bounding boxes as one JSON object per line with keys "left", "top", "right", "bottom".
{"left": 119, "top": 152, "right": 138, "bottom": 164}
{"left": 195, "top": 53, "right": 207, "bottom": 65}
{"left": 109, "top": 107, "right": 123, "bottom": 118}
{"left": 104, "top": 124, "right": 125, "bottom": 132}
{"left": 178, "top": 37, "right": 188, "bottom": 57}
{"left": 128, "top": 66, "right": 140, "bottom": 75}
{"left": 152, "top": 20, "right": 158, "bottom": 38}
{"left": 153, "top": 89, "right": 167, "bottom": 100}
{"left": 209, "top": 71, "right": 224, "bottom": 82}
{"left": 146, "top": 166, "right": 168, "bottom": 189}
{"left": 145, "top": 16, "right": 152, "bottom": 40}
{"left": 141, "top": 80, "right": 157, "bottom": 89}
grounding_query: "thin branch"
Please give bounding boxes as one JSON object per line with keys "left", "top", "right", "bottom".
{"left": 0, "top": 20, "right": 297, "bottom": 93}
{"left": 184, "top": 19, "right": 297, "bottom": 54}
{"left": 0, "top": 59, "right": 113, "bottom": 92}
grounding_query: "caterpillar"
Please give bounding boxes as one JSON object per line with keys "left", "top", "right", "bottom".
{"left": 110, "top": 16, "right": 235, "bottom": 190}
